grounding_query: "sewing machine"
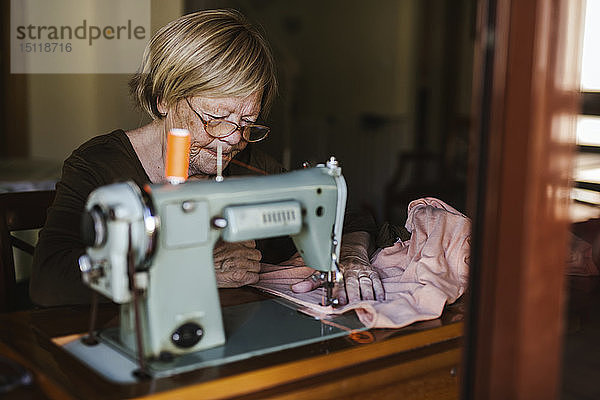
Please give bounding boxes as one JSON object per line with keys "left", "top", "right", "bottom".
{"left": 73, "top": 158, "right": 360, "bottom": 379}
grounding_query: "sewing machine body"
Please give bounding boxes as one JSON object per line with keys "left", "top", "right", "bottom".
{"left": 79, "top": 162, "right": 347, "bottom": 359}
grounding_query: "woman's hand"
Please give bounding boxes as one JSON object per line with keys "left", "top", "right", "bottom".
{"left": 213, "top": 239, "right": 262, "bottom": 287}
{"left": 290, "top": 231, "right": 385, "bottom": 304}
{"left": 289, "top": 255, "right": 384, "bottom": 305}
{"left": 338, "top": 231, "right": 384, "bottom": 303}
{"left": 338, "top": 255, "right": 385, "bottom": 303}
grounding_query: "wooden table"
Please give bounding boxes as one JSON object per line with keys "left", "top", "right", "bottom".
{"left": 0, "top": 288, "right": 464, "bottom": 399}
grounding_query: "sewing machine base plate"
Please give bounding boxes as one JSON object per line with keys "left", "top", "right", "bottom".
{"left": 63, "top": 299, "right": 365, "bottom": 383}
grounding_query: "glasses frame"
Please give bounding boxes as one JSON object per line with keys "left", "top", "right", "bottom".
{"left": 185, "top": 98, "right": 270, "bottom": 143}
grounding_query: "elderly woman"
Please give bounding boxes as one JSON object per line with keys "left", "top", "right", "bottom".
{"left": 30, "top": 9, "right": 383, "bottom": 307}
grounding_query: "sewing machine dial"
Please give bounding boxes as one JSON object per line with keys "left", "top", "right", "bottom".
{"left": 79, "top": 182, "right": 157, "bottom": 303}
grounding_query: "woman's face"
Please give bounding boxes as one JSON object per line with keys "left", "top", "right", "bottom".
{"left": 167, "top": 92, "right": 262, "bottom": 177}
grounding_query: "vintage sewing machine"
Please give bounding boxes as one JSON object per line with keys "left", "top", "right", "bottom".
{"left": 70, "top": 158, "right": 364, "bottom": 380}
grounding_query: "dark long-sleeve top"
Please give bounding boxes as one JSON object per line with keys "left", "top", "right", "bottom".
{"left": 30, "top": 130, "right": 375, "bottom": 306}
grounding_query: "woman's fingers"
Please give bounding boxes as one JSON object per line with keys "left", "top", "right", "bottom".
{"left": 343, "top": 273, "right": 361, "bottom": 303}
{"left": 262, "top": 252, "right": 386, "bottom": 305}
{"left": 371, "top": 273, "right": 386, "bottom": 301}
{"left": 217, "top": 269, "right": 259, "bottom": 287}
{"left": 359, "top": 276, "right": 375, "bottom": 301}
{"left": 335, "top": 283, "right": 348, "bottom": 306}
{"left": 291, "top": 271, "right": 324, "bottom": 293}
{"left": 288, "top": 267, "right": 385, "bottom": 304}
{"left": 213, "top": 239, "right": 262, "bottom": 287}
{"left": 340, "top": 258, "right": 385, "bottom": 302}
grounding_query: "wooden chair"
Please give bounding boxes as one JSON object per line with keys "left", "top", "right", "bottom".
{"left": 0, "top": 190, "right": 55, "bottom": 312}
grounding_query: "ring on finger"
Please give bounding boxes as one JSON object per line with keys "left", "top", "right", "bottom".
{"left": 358, "top": 271, "right": 371, "bottom": 280}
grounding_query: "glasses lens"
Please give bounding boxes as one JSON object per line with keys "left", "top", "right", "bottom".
{"left": 206, "top": 120, "right": 237, "bottom": 138}
{"left": 244, "top": 126, "right": 270, "bottom": 142}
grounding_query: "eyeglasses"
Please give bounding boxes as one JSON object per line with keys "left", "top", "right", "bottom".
{"left": 185, "top": 98, "right": 270, "bottom": 143}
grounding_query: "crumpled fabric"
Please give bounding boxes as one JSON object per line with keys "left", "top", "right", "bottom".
{"left": 252, "top": 197, "right": 471, "bottom": 329}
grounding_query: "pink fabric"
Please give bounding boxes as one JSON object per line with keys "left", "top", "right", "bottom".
{"left": 253, "top": 197, "right": 471, "bottom": 329}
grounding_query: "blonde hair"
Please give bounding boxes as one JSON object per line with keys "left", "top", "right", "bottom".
{"left": 129, "top": 9, "right": 277, "bottom": 119}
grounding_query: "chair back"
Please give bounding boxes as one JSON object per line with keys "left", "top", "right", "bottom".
{"left": 0, "top": 190, "right": 55, "bottom": 312}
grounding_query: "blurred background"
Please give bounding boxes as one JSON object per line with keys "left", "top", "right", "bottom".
{"left": 0, "top": 0, "right": 476, "bottom": 228}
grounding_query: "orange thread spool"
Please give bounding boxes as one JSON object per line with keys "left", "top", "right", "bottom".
{"left": 165, "top": 128, "right": 190, "bottom": 184}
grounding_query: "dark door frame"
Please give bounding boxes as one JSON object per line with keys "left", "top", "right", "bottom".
{"left": 464, "top": 0, "right": 584, "bottom": 398}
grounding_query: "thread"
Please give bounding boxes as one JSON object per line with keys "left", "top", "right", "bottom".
{"left": 215, "top": 145, "right": 224, "bottom": 182}
{"left": 165, "top": 128, "right": 190, "bottom": 184}
{"left": 321, "top": 319, "right": 375, "bottom": 344}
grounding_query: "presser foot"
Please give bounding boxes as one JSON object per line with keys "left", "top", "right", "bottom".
{"left": 319, "top": 281, "right": 340, "bottom": 307}
{"left": 313, "top": 270, "right": 343, "bottom": 307}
